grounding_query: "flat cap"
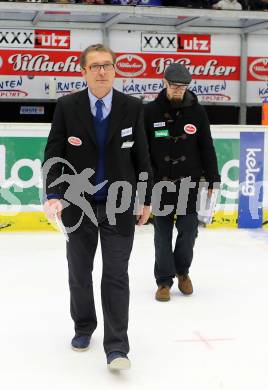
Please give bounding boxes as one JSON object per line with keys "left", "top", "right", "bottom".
{"left": 164, "top": 63, "right": 192, "bottom": 84}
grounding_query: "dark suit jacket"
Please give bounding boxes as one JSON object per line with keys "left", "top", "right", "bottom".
{"left": 43, "top": 88, "right": 153, "bottom": 236}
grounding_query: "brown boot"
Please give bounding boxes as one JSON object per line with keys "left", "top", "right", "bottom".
{"left": 155, "top": 286, "right": 170, "bottom": 301}
{"left": 177, "top": 274, "right": 193, "bottom": 295}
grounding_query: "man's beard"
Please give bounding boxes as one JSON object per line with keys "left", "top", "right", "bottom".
{"left": 170, "top": 96, "right": 183, "bottom": 108}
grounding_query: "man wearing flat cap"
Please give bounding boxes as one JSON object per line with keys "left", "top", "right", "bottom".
{"left": 144, "top": 63, "right": 220, "bottom": 302}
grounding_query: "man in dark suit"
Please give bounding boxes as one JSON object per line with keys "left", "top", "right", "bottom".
{"left": 43, "top": 44, "right": 152, "bottom": 370}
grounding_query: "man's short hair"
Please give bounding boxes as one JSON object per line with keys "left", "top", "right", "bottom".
{"left": 80, "top": 44, "right": 116, "bottom": 68}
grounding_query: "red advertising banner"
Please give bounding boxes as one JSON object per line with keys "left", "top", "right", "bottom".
{"left": 247, "top": 57, "right": 268, "bottom": 81}
{"left": 0, "top": 50, "right": 240, "bottom": 80}
{"left": 0, "top": 50, "right": 80, "bottom": 76}
{"left": 115, "top": 53, "right": 240, "bottom": 80}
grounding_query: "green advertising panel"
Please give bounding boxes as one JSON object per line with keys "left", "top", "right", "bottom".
{"left": 213, "top": 139, "right": 240, "bottom": 206}
{"left": 0, "top": 137, "right": 46, "bottom": 205}
{"left": 0, "top": 136, "right": 240, "bottom": 208}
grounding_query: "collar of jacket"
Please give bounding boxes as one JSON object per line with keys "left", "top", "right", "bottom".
{"left": 73, "top": 88, "right": 127, "bottom": 146}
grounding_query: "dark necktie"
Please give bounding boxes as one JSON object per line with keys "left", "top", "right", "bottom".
{"left": 95, "top": 99, "right": 104, "bottom": 121}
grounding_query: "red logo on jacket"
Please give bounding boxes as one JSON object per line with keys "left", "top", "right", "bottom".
{"left": 68, "top": 136, "right": 82, "bottom": 146}
{"left": 184, "top": 124, "right": 197, "bottom": 135}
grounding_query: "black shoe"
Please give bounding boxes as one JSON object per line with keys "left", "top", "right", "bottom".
{"left": 71, "top": 335, "right": 90, "bottom": 351}
{"left": 107, "top": 351, "right": 131, "bottom": 371}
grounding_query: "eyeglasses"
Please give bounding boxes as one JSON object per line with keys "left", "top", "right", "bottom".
{"left": 168, "top": 82, "right": 188, "bottom": 90}
{"left": 85, "top": 63, "right": 115, "bottom": 72}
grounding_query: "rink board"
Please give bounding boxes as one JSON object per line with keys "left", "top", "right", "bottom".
{"left": 0, "top": 123, "right": 268, "bottom": 231}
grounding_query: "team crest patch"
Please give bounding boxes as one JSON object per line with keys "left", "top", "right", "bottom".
{"left": 68, "top": 136, "right": 82, "bottom": 146}
{"left": 184, "top": 124, "right": 197, "bottom": 135}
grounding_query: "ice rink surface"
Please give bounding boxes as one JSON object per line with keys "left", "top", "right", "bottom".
{"left": 0, "top": 225, "right": 268, "bottom": 390}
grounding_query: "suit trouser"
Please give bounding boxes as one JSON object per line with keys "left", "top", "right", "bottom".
{"left": 154, "top": 213, "right": 198, "bottom": 287}
{"left": 66, "top": 203, "right": 134, "bottom": 355}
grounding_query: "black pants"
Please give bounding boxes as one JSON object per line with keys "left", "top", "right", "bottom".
{"left": 66, "top": 203, "right": 134, "bottom": 355}
{"left": 153, "top": 213, "right": 198, "bottom": 287}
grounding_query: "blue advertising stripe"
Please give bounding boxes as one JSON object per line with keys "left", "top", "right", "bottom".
{"left": 238, "top": 132, "right": 264, "bottom": 228}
